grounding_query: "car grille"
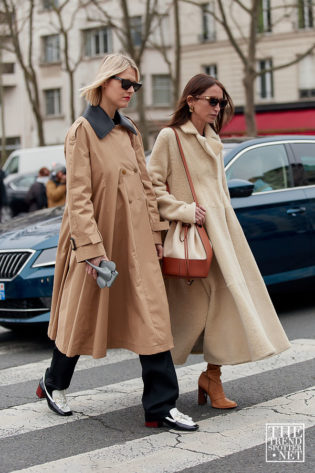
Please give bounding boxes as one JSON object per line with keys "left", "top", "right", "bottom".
{"left": 0, "top": 297, "right": 51, "bottom": 319}
{"left": 0, "top": 251, "right": 34, "bottom": 280}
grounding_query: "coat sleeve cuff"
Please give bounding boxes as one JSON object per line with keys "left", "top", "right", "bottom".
{"left": 74, "top": 242, "right": 106, "bottom": 263}
{"left": 178, "top": 202, "right": 196, "bottom": 223}
{"left": 151, "top": 221, "right": 169, "bottom": 232}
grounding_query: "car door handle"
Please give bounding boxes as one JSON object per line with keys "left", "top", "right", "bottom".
{"left": 286, "top": 207, "right": 306, "bottom": 216}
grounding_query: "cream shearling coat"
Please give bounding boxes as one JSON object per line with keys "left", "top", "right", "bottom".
{"left": 148, "top": 121, "right": 291, "bottom": 365}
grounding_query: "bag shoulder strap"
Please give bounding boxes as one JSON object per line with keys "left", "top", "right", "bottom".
{"left": 171, "top": 128, "right": 199, "bottom": 206}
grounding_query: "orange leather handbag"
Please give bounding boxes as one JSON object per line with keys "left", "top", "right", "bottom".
{"left": 162, "top": 128, "right": 213, "bottom": 280}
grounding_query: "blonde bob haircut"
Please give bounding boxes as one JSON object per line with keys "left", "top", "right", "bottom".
{"left": 80, "top": 53, "right": 140, "bottom": 106}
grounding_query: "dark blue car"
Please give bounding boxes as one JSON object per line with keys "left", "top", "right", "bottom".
{"left": 0, "top": 207, "right": 62, "bottom": 329}
{"left": 224, "top": 135, "right": 315, "bottom": 286}
{"left": 0, "top": 135, "right": 314, "bottom": 329}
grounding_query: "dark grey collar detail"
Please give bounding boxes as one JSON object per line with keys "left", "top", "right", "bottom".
{"left": 83, "top": 105, "right": 137, "bottom": 139}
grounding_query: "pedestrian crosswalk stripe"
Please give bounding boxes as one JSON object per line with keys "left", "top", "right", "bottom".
{"left": 1, "top": 338, "right": 314, "bottom": 388}
{"left": 8, "top": 387, "right": 315, "bottom": 473}
{"left": 0, "top": 339, "right": 314, "bottom": 439}
{"left": 0, "top": 349, "right": 138, "bottom": 387}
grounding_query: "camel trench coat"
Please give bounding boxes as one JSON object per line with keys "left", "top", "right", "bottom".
{"left": 48, "top": 105, "right": 173, "bottom": 358}
{"left": 148, "top": 121, "right": 290, "bottom": 365}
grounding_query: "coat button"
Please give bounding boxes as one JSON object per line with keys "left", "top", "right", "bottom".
{"left": 122, "top": 169, "right": 126, "bottom": 175}
{"left": 134, "top": 168, "right": 138, "bottom": 173}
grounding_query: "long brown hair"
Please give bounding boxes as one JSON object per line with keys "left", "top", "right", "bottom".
{"left": 168, "top": 74, "right": 234, "bottom": 134}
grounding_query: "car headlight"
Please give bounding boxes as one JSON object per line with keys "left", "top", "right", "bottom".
{"left": 32, "top": 247, "right": 57, "bottom": 268}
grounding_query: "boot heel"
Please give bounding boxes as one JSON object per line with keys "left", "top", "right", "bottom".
{"left": 36, "top": 384, "right": 46, "bottom": 399}
{"left": 198, "top": 385, "right": 207, "bottom": 405}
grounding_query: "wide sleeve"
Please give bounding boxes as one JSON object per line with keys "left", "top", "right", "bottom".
{"left": 131, "top": 130, "right": 169, "bottom": 245}
{"left": 148, "top": 129, "right": 196, "bottom": 224}
{"left": 65, "top": 120, "right": 106, "bottom": 262}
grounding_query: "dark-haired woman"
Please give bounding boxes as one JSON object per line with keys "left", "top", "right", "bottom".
{"left": 148, "top": 74, "right": 290, "bottom": 409}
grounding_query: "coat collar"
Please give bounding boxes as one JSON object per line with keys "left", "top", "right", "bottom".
{"left": 179, "top": 120, "right": 223, "bottom": 158}
{"left": 83, "top": 105, "right": 137, "bottom": 139}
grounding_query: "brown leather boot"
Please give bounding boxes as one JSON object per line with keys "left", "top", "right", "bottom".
{"left": 198, "top": 364, "right": 237, "bottom": 409}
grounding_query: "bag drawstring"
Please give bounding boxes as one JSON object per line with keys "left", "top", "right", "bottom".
{"left": 180, "top": 224, "right": 194, "bottom": 285}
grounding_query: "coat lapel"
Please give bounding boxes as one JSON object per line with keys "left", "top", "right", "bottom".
{"left": 180, "top": 121, "right": 223, "bottom": 159}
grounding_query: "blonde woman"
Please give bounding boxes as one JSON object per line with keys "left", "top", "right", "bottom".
{"left": 148, "top": 74, "right": 290, "bottom": 409}
{"left": 36, "top": 54, "right": 198, "bottom": 432}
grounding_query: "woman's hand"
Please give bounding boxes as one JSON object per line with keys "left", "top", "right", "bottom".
{"left": 155, "top": 244, "right": 163, "bottom": 260}
{"left": 195, "top": 205, "right": 206, "bottom": 226}
{"left": 85, "top": 255, "right": 109, "bottom": 280}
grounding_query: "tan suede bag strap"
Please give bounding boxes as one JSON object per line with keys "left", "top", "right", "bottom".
{"left": 172, "top": 128, "right": 200, "bottom": 206}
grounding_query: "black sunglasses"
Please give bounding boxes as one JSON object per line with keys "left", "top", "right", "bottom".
{"left": 196, "top": 96, "right": 228, "bottom": 109}
{"left": 112, "top": 75, "right": 142, "bottom": 92}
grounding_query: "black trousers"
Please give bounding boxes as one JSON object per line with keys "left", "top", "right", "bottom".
{"left": 45, "top": 346, "right": 179, "bottom": 421}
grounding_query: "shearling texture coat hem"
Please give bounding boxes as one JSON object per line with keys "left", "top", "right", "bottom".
{"left": 148, "top": 121, "right": 291, "bottom": 365}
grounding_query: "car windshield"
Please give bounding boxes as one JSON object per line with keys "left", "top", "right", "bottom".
{"left": 222, "top": 142, "right": 240, "bottom": 157}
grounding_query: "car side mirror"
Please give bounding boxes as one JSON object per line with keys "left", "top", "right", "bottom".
{"left": 228, "top": 179, "right": 254, "bottom": 198}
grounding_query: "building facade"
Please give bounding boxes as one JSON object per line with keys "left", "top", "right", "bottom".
{"left": 0, "top": 0, "right": 314, "bottom": 158}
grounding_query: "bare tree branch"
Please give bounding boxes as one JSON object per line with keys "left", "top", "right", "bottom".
{"left": 217, "top": 0, "right": 248, "bottom": 65}
{"left": 256, "top": 42, "right": 315, "bottom": 77}
{"left": 233, "top": 0, "right": 251, "bottom": 15}
{"left": 47, "top": 0, "right": 87, "bottom": 122}
{"left": 180, "top": 0, "right": 224, "bottom": 26}
{"left": 2, "top": 0, "right": 45, "bottom": 145}
{"left": 229, "top": 0, "right": 248, "bottom": 44}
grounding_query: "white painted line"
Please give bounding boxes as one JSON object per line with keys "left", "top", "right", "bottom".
{"left": 1, "top": 337, "right": 313, "bottom": 387}
{"left": 9, "top": 387, "right": 315, "bottom": 473}
{"left": 0, "top": 349, "right": 138, "bottom": 386}
{"left": 0, "top": 339, "right": 314, "bottom": 439}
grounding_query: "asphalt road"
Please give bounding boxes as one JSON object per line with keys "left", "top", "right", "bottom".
{"left": 0, "top": 290, "right": 314, "bottom": 473}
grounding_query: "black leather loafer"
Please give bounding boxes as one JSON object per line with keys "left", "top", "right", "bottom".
{"left": 145, "top": 408, "right": 199, "bottom": 431}
{"left": 36, "top": 376, "right": 72, "bottom": 416}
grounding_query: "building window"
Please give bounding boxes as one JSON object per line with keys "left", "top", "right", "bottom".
{"left": 257, "top": 58, "right": 273, "bottom": 99}
{"left": 200, "top": 2, "right": 216, "bottom": 42}
{"left": 44, "top": 89, "right": 61, "bottom": 116}
{"left": 258, "top": 0, "right": 272, "bottom": 33}
{"left": 2, "top": 63, "right": 15, "bottom": 74}
{"left": 300, "top": 88, "right": 315, "bottom": 98}
{"left": 298, "top": 0, "right": 313, "bottom": 28}
{"left": 84, "top": 27, "right": 112, "bottom": 57}
{"left": 203, "top": 64, "right": 217, "bottom": 77}
{"left": 42, "top": 0, "right": 58, "bottom": 10}
{"left": 0, "top": 136, "right": 20, "bottom": 163}
{"left": 0, "top": 11, "right": 6, "bottom": 23}
{"left": 152, "top": 74, "right": 172, "bottom": 106}
{"left": 130, "top": 16, "right": 142, "bottom": 46}
{"left": 299, "top": 55, "right": 315, "bottom": 98}
{"left": 42, "top": 35, "right": 60, "bottom": 63}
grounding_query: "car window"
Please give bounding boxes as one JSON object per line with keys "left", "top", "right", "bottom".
{"left": 15, "top": 175, "right": 36, "bottom": 188}
{"left": 5, "top": 155, "right": 19, "bottom": 174}
{"left": 290, "top": 143, "right": 315, "bottom": 186}
{"left": 226, "top": 144, "right": 292, "bottom": 193}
